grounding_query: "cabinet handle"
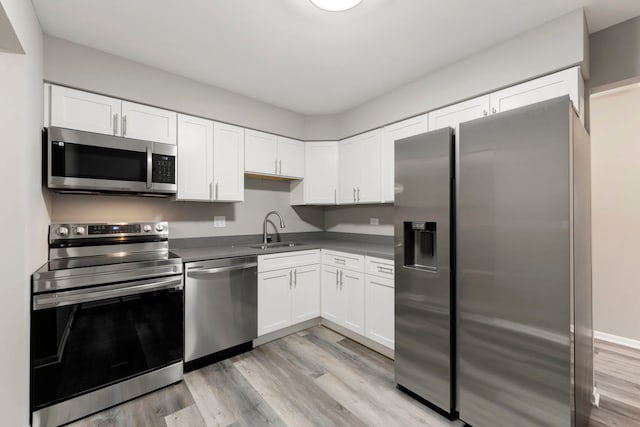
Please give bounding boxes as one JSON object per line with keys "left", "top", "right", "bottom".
{"left": 335, "top": 269, "right": 339, "bottom": 287}
{"left": 122, "top": 115, "right": 127, "bottom": 136}
{"left": 289, "top": 270, "right": 292, "bottom": 289}
{"left": 209, "top": 182, "right": 213, "bottom": 200}
{"left": 492, "top": 107, "right": 497, "bottom": 114}
{"left": 483, "top": 110, "right": 488, "bottom": 117}
{"left": 334, "top": 258, "right": 346, "bottom": 265}
{"left": 339, "top": 270, "right": 343, "bottom": 289}
{"left": 294, "top": 269, "right": 297, "bottom": 287}
{"left": 353, "top": 187, "right": 356, "bottom": 203}
{"left": 215, "top": 182, "right": 219, "bottom": 200}
{"left": 378, "top": 266, "right": 393, "bottom": 274}
{"left": 357, "top": 187, "right": 360, "bottom": 202}
{"left": 113, "top": 114, "right": 118, "bottom": 135}
{"left": 279, "top": 160, "right": 282, "bottom": 175}
{"left": 334, "top": 189, "right": 337, "bottom": 205}
{"left": 275, "top": 159, "right": 278, "bottom": 174}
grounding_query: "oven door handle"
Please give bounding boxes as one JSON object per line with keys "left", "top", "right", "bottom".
{"left": 33, "top": 277, "right": 183, "bottom": 310}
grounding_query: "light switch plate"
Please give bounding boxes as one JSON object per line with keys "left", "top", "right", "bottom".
{"left": 213, "top": 216, "right": 226, "bottom": 227}
{"left": 370, "top": 218, "right": 379, "bottom": 225}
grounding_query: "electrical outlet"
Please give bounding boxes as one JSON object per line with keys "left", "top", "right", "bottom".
{"left": 370, "top": 217, "right": 379, "bottom": 225}
{"left": 213, "top": 216, "right": 226, "bottom": 227}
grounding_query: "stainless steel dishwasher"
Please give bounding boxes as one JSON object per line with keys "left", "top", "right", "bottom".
{"left": 184, "top": 256, "right": 257, "bottom": 364}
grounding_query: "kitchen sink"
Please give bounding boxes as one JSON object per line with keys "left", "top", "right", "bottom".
{"left": 248, "top": 242, "right": 306, "bottom": 250}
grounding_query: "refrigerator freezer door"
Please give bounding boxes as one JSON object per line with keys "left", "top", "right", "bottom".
{"left": 394, "top": 127, "right": 454, "bottom": 414}
{"left": 458, "top": 97, "right": 572, "bottom": 427}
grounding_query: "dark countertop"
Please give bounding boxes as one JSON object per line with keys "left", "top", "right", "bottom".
{"left": 170, "top": 232, "right": 394, "bottom": 263}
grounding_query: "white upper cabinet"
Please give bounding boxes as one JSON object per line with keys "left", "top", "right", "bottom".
{"left": 213, "top": 122, "right": 245, "bottom": 202}
{"left": 277, "top": 137, "right": 305, "bottom": 178}
{"left": 177, "top": 116, "right": 244, "bottom": 202}
{"left": 47, "top": 85, "right": 177, "bottom": 144}
{"left": 429, "top": 95, "right": 490, "bottom": 132}
{"left": 176, "top": 114, "right": 214, "bottom": 201}
{"left": 339, "top": 130, "right": 382, "bottom": 204}
{"left": 244, "top": 129, "right": 278, "bottom": 175}
{"left": 490, "top": 66, "right": 584, "bottom": 121}
{"left": 357, "top": 129, "right": 382, "bottom": 203}
{"left": 48, "top": 85, "right": 121, "bottom": 136}
{"left": 244, "top": 131, "right": 304, "bottom": 179}
{"left": 380, "top": 114, "right": 429, "bottom": 202}
{"left": 121, "top": 101, "right": 177, "bottom": 144}
{"left": 338, "top": 136, "right": 360, "bottom": 204}
{"left": 291, "top": 141, "right": 338, "bottom": 205}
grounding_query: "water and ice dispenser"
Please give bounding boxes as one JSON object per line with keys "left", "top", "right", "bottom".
{"left": 404, "top": 221, "right": 437, "bottom": 271}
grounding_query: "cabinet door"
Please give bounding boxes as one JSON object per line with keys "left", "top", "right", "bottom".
{"left": 298, "top": 141, "right": 338, "bottom": 204}
{"left": 176, "top": 114, "right": 213, "bottom": 201}
{"left": 365, "top": 275, "right": 394, "bottom": 349}
{"left": 245, "top": 129, "right": 278, "bottom": 175}
{"left": 258, "top": 270, "right": 292, "bottom": 336}
{"left": 49, "top": 85, "right": 121, "bottom": 136}
{"left": 213, "top": 122, "right": 244, "bottom": 201}
{"left": 338, "top": 136, "right": 359, "bottom": 204}
{"left": 355, "top": 129, "right": 382, "bottom": 203}
{"left": 490, "top": 66, "right": 582, "bottom": 117}
{"left": 429, "top": 95, "right": 490, "bottom": 133}
{"left": 121, "top": 101, "right": 177, "bottom": 144}
{"left": 341, "top": 270, "right": 365, "bottom": 334}
{"left": 321, "top": 266, "right": 343, "bottom": 324}
{"left": 381, "top": 114, "right": 429, "bottom": 202}
{"left": 277, "top": 137, "right": 305, "bottom": 178}
{"left": 291, "top": 265, "right": 321, "bottom": 324}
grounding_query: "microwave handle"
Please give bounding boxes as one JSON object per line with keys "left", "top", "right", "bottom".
{"left": 146, "top": 146, "right": 152, "bottom": 190}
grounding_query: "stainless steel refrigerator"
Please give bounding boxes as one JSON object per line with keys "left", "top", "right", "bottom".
{"left": 394, "top": 127, "right": 456, "bottom": 418}
{"left": 394, "top": 96, "right": 593, "bottom": 427}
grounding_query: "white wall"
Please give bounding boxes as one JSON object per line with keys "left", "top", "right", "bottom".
{"left": 338, "top": 9, "right": 588, "bottom": 137}
{"left": 51, "top": 178, "right": 323, "bottom": 238}
{"left": 590, "top": 83, "right": 640, "bottom": 342}
{"left": 0, "top": 0, "right": 47, "bottom": 425}
{"left": 324, "top": 205, "right": 393, "bottom": 236}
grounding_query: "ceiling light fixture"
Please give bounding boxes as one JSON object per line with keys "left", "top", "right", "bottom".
{"left": 310, "top": 0, "right": 363, "bottom": 12}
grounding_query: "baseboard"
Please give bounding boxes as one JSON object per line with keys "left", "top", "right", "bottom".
{"left": 321, "top": 319, "right": 394, "bottom": 360}
{"left": 253, "top": 318, "right": 321, "bottom": 347}
{"left": 594, "top": 330, "right": 640, "bottom": 350}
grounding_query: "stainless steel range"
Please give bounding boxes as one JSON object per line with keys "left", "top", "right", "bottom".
{"left": 31, "top": 221, "right": 184, "bottom": 427}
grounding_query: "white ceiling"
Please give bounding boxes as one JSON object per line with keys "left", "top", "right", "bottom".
{"left": 33, "top": 0, "right": 640, "bottom": 115}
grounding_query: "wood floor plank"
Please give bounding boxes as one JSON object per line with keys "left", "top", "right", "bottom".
{"left": 233, "top": 345, "right": 367, "bottom": 427}
{"left": 164, "top": 404, "right": 206, "bottom": 427}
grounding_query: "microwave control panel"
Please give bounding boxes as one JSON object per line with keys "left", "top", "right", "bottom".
{"left": 152, "top": 154, "right": 176, "bottom": 184}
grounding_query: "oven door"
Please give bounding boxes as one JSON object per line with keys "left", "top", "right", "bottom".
{"left": 31, "top": 275, "right": 184, "bottom": 411}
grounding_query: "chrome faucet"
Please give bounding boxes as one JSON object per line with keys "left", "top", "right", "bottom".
{"left": 262, "top": 211, "right": 286, "bottom": 245}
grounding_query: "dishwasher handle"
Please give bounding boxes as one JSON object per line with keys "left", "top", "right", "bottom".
{"left": 187, "top": 262, "right": 257, "bottom": 278}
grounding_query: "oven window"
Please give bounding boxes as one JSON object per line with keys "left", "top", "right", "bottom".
{"left": 31, "top": 287, "right": 183, "bottom": 410}
{"left": 51, "top": 142, "right": 147, "bottom": 182}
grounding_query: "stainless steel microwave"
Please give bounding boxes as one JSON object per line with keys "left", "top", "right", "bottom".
{"left": 46, "top": 127, "right": 177, "bottom": 195}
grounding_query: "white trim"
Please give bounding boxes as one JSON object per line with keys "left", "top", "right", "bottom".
{"left": 594, "top": 330, "right": 640, "bottom": 351}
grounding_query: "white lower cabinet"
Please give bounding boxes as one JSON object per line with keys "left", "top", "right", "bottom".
{"left": 365, "top": 275, "right": 394, "bottom": 349}
{"left": 257, "top": 250, "right": 321, "bottom": 336}
{"left": 320, "top": 251, "right": 366, "bottom": 335}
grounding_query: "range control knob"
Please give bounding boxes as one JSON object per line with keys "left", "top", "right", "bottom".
{"left": 75, "top": 226, "right": 86, "bottom": 235}
{"left": 143, "top": 225, "right": 152, "bottom": 232}
{"left": 155, "top": 224, "right": 164, "bottom": 232}
{"left": 57, "top": 226, "right": 69, "bottom": 237}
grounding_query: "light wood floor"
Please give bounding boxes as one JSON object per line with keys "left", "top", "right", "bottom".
{"left": 69, "top": 328, "right": 640, "bottom": 427}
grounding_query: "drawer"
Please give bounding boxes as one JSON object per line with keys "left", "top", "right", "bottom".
{"left": 365, "top": 256, "right": 394, "bottom": 279}
{"left": 258, "top": 249, "right": 320, "bottom": 272}
{"left": 365, "top": 274, "right": 394, "bottom": 289}
{"left": 322, "top": 250, "right": 364, "bottom": 271}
